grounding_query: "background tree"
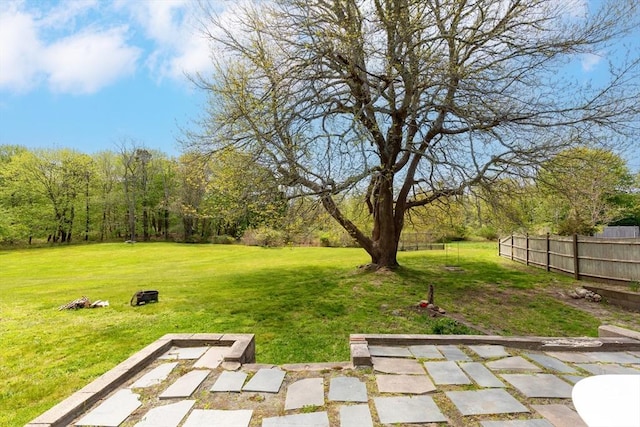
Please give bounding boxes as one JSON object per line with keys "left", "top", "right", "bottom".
{"left": 191, "top": 0, "right": 640, "bottom": 268}
{"left": 537, "top": 147, "right": 633, "bottom": 235}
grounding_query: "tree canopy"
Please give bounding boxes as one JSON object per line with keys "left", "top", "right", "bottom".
{"left": 190, "top": 0, "right": 640, "bottom": 267}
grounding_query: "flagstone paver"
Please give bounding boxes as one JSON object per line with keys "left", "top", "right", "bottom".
{"left": 445, "top": 389, "right": 529, "bottom": 416}
{"left": 532, "top": 404, "right": 588, "bottom": 427}
{"left": 374, "top": 396, "right": 447, "bottom": 424}
{"left": 480, "top": 420, "right": 553, "bottom": 427}
{"left": 130, "top": 362, "right": 178, "bottom": 388}
{"left": 562, "top": 375, "right": 586, "bottom": 384}
{"left": 340, "top": 404, "right": 373, "bottom": 427}
{"left": 501, "top": 374, "right": 573, "bottom": 398}
{"left": 409, "top": 344, "right": 445, "bottom": 359}
{"left": 575, "top": 363, "right": 640, "bottom": 375}
{"left": 368, "top": 345, "right": 412, "bottom": 357}
{"left": 262, "top": 412, "right": 329, "bottom": 427}
{"left": 376, "top": 374, "right": 436, "bottom": 394}
{"left": 487, "top": 356, "right": 543, "bottom": 372}
{"left": 328, "top": 376, "right": 368, "bottom": 402}
{"left": 285, "top": 378, "right": 324, "bottom": 410}
{"left": 459, "top": 362, "right": 505, "bottom": 388}
{"left": 469, "top": 345, "right": 510, "bottom": 359}
{"left": 182, "top": 409, "right": 253, "bottom": 427}
{"left": 194, "top": 347, "right": 230, "bottom": 369}
{"left": 159, "top": 370, "right": 211, "bottom": 399}
{"left": 424, "top": 361, "right": 471, "bottom": 385}
{"left": 524, "top": 353, "right": 577, "bottom": 373}
{"left": 134, "top": 400, "right": 195, "bottom": 427}
{"left": 438, "top": 345, "right": 472, "bottom": 361}
{"left": 242, "top": 368, "right": 286, "bottom": 393}
{"left": 585, "top": 352, "right": 640, "bottom": 364}
{"left": 159, "top": 346, "right": 209, "bottom": 360}
{"left": 210, "top": 371, "right": 248, "bottom": 392}
{"left": 75, "top": 389, "right": 142, "bottom": 427}
{"left": 544, "top": 352, "right": 592, "bottom": 363}
{"left": 372, "top": 356, "right": 425, "bottom": 374}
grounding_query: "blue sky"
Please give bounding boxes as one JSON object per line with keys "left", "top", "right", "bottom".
{"left": 0, "top": 0, "right": 638, "bottom": 170}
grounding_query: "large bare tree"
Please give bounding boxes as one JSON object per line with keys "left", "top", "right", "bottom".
{"left": 190, "top": 0, "right": 639, "bottom": 268}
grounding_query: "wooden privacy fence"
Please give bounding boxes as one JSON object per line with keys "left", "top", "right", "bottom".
{"left": 499, "top": 234, "right": 640, "bottom": 284}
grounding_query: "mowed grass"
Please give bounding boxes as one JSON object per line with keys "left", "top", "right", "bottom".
{"left": 0, "top": 242, "right": 600, "bottom": 425}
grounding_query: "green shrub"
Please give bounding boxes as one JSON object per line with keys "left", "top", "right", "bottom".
{"left": 241, "top": 227, "right": 286, "bottom": 247}
{"left": 212, "top": 235, "right": 236, "bottom": 244}
{"left": 476, "top": 226, "right": 499, "bottom": 241}
{"left": 429, "top": 317, "right": 473, "bottom": 335}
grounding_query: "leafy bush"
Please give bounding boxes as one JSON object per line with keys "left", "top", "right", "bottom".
{"left": 212, "top": 235, "right": 236, "bottom": 244}
{"left": 241, "top": 227, "right": 286, "bottom": 247}
{"left": 476, "top": 226, "right": 499, "bottom": 241}
{"left": 429, "top": 317, "right": 473, "bottom": 335}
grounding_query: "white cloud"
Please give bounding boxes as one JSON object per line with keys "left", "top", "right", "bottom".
{"left": 0, "top": 1, "right": 142, "bottom": 95}
{"left": 117, "top": 0, "right": 212, "bottom": 82}
{"left": 44, "top": 27, "right": 140, "bottom": 94}
{"left": 0, "top": 6, "right": 43, "bottom": 92}
{"left": 581, "top": 52, "right": 604, "bottom": 72}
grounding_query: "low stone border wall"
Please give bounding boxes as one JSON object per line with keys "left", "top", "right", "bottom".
{"left": 584, "top": 285, "right": 640, "bottom": 311}
{"left": 350, "top": 331, "right": 640, "bottom": 367}
{"left": 27, "top": 333, "right": 255, "bottom": 427}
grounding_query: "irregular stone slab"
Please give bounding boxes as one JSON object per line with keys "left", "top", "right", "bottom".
{"left": 368, "top": 345, "right": 412, "bottom": 357}
{"left": 134, "top": 400, "right": 195, "bottom": 427}
{"left": 575, "top": 363, "right": 640, "bottom": 375}
{"left": 328, "top": 376, "right": 368, "bottom": 402}
{"left": 544, "top": 352, "right": 592, "bottom": 363}
{"left": 424, "top": 361, "right": 471, "bottom": 385}
{"left": 75, "top": 389, "right": 141, "bottom": 426}
{"left": 376, "top": 374, "right": 436, "bottom": 394}
{"left": 459, "top": 362, "right": 505, "bottom": 388}
{"left": 481, "top": 420, "right": 553, "bottom": 427}
{"left": 501, "top": 374, "right": 573, "bottom": 398}
{"left": 159, "top": 369, "right": 210, "bottom": 399}
{"left": 585, "top": 352, "right": 640, "bottom": 364}
{"left": 340, "top": 404, "right": 373, "bottom": 427}
{"left": 468, "top": 345, "right": 509, "bottom": 359}
{"left": 486, "top": 356, "right": 542, "bottom": 372}
{"left": 445, "top": 389, "right": 529, "bottom": 416}
{"left": 242, "top": 368, "right": 286, "bottom": 393}
{"left": 182, "top": 409, "right": 253, "bottom": 427}
{"left": 372, "top": 357, "right": 425, "bottom": 374}
{"left": 210, "top": 371, "right": 248, "bottom": 392}
{"left": 532, "top": 404, "right": 587, "bottom": 427}
{"left": 409, "top": 345, "right": 444, "bottom": 359}
{"left": 285, "top": 378, "right": 324, "bottom": 410}
{"left": 562, "top": 375, "right": 586, "bottom": 384}
{"left": 194, "top": 347, "right": 230, "bottom": 369}
{"left": 437, "top": 345, "right": 471, "bottom": 361}
{"left": 524, "top": 353, "right": 577, "bottom": 373}
{"left": 374, "top": 396, "right": 447, "bottom": 424}
{"left": 262, "top": 412, "right": 329, "bottom": 427}
{"left": 130, "top": 362, "right": 178, "bottom": 388}
{"left": 159, "top": 346, "right": 209, "bottom": 360}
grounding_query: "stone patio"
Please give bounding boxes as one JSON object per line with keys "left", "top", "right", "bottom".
{"left": 27, "top": 327, "right": 640, "bottom": 427}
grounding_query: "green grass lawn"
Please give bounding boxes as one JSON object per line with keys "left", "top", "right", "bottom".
{"left": 0, "top": 242, "right": 601, "bottom": 426}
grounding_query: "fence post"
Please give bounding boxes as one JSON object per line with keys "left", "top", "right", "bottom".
{"left": 525, "top": 233, "right": 529, "bottom": 265}
{"left": 511, "top": 234, "right": 514, "bottom": 260}
{"left": 573, "top": 234, "right": 579, "bottom": 280}
{"left": 546, "top": 233, "right": 550, "bottom": 272}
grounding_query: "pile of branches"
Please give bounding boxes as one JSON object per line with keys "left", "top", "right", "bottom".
{"left": 58, "top": 296, "right": 90, "bottom": 310}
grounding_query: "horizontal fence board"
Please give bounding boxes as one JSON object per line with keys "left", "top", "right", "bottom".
{"left": 499, "top": 234, "right": 640, "bottom": 284}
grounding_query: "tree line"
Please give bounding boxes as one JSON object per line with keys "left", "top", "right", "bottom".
{"left": 1, "top": 143, "right": 637, "bottom": 247}
{"left": 0, "top": 143, "right": 286, "bottom": 245}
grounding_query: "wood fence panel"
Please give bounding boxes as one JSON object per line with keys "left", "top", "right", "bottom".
{"left": 499, "top": 234, "right": 640, "bottom": 284}
{"left": 548, "top": 236, "right": 575, "bottom": 275}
